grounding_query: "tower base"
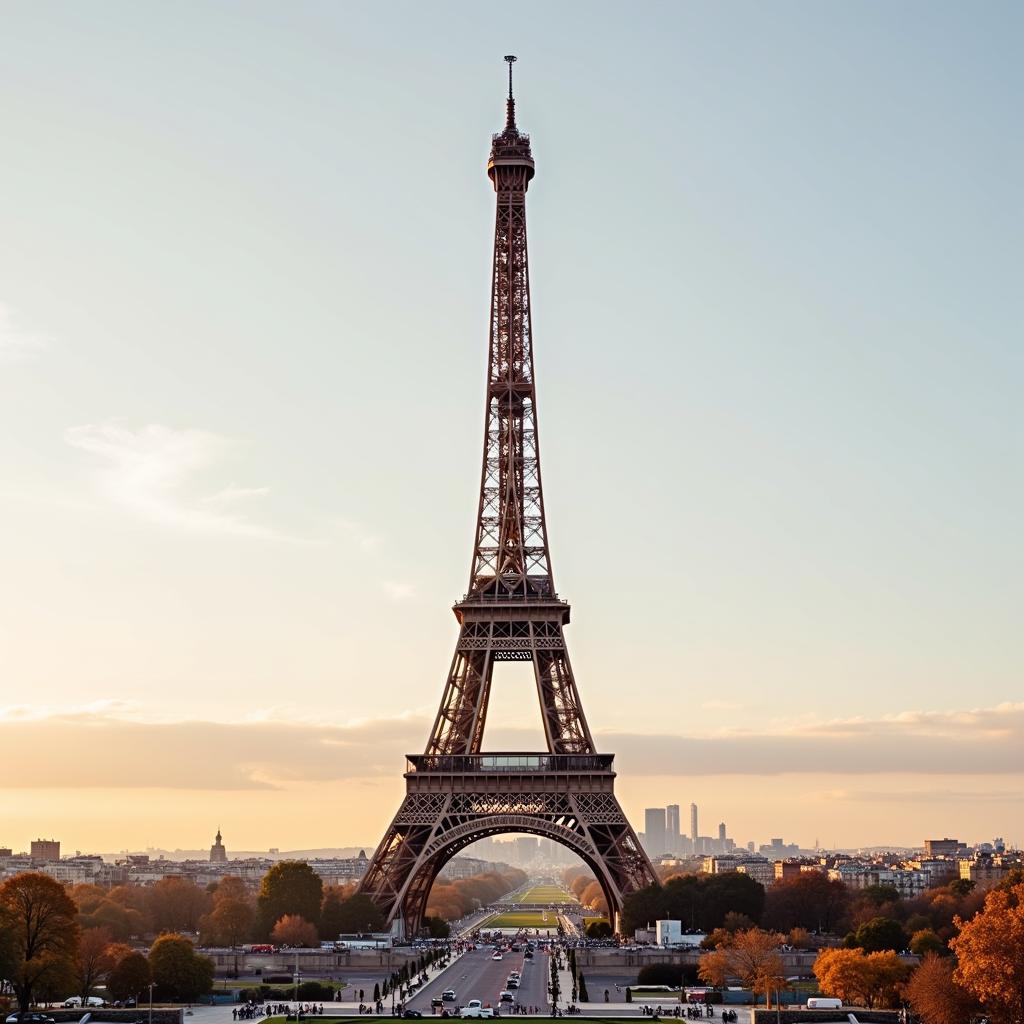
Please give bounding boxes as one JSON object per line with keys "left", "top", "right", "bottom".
{"left": 358, "top": 753, "right": 657, "bottom": 937}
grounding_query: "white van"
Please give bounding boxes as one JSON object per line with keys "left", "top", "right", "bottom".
{"left": 806, "top": 997, "right": 842, "bottom": 1009}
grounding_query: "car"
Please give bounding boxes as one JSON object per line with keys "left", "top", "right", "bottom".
{"left": 442, "top": 991, "right": 457, "bottom": 1002}
{"left": 459, "top": 1000, "right": 495, "bottom": 1019}
{"left": 491, "top": 951, "right": 502, "bottom": 960}
{"left": 431, "top": 999, "right": 444, "bottom": 1009}
{"left": 499, "top": 992, "right": 514, "bottom": 1004}
{"left": 7, "top": 1016, "right": 56, "bottom": 1024}
{"left": 506, "top": 979, "right": 519, "bottom": 990}
{"left": 523, "top": 951, "right": 533, "bottom": 960}
{"left": 63, "top": 999, "right": 105, "bottom": 1009}
{"left": 402, "top": 1012, "right": 424, "bottom": 1019}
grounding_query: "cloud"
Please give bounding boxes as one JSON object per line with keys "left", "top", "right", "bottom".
{"left": 0, "top": 702, "right": 1021, "bottom": 793}
{"left": 0, "top": 303, "right": 48, "bottom": 363}
{"left": 382, "top": 580, "right": 416, "bottom": 601}
{"left": 65, "top": 423, "right": 285, "bottom": 539}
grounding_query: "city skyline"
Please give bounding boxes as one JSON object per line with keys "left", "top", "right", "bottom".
{"left": 1, "top": 2, "right": 1022, "bottom": 853}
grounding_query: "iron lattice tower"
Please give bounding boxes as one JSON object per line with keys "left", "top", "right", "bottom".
{"left": 358, "top": 58, "right": 657, "bottom": 936}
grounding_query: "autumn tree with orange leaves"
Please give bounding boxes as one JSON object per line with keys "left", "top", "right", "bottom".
{"left": 950, "top": 880, "right": 1024, "bottom": 1024}
{"left": 698, "top": 929, "right": 785, "bottom": 1006}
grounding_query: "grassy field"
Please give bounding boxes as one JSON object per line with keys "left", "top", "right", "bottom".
{"left": 516, "top": 885, "right": 579, "bottom": 904}
{"left": 485, "top": 909, "right": 558, "bottom": 928}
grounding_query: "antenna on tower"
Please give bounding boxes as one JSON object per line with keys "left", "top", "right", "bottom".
{"left": 504, "top": 55, "right": 518, "bottom": 131}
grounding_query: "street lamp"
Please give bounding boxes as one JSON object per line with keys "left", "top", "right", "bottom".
{"left": 148, "top": 981, "right": 155, "bottom": 1024}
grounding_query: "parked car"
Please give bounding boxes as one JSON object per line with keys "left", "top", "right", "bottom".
{"left": 63, "top": 998, "right": 105, "bottom": 1008}
{"left": 402, "top": 1012, "right": 424, "bottom": 1019}
{"left": 7, "top": 1015, "right": 56, "bottom": 1024}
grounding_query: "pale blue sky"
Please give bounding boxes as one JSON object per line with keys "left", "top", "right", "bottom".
{"left": 0, "top": 1, "right": 1021, "bottom": 850}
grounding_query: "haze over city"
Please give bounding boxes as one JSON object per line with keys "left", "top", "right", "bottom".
{"left": 1, "top": 0, "right": 1021, "bottom": 857}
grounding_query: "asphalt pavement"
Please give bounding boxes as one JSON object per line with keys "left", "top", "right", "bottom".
{"left": 405, "top": 947, "right": 549, "bottom": 1016}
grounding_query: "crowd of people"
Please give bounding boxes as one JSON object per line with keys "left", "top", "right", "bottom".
{"left": 640, "top": 1005, "right": 736, "bottom": 1020}
{"left": 232, "top": 1003, "right": 327, "bottom": 1020}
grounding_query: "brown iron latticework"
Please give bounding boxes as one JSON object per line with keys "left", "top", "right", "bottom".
{"left": 358, "top": 57, "right": 657, "bottom": 936}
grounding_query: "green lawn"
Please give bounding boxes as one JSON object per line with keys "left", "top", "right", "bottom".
{"left": 516, "top": 885, "right": 578, "bottom": 905}
{"left": 484, "top": 910, "right": 559, "bottom": 928}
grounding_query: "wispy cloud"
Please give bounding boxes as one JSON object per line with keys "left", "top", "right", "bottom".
{"left": 0, "top": 702, "right": 1021, "bottom": 792}
{"left": 65, "top": 423, "right": 286, "bottom": 539}
{"left": 0, "top": 302, "right": 48, "bottom": 363}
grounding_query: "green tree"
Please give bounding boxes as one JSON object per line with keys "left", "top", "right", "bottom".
{"left": 854, "top": 916, "right": 906, "bottom": 953}
{"left": 331, "top": 893, "right": 385, "bottom": 934}
{"left": 148, "top": 934, "right": 214, "bottom": 1001}
{"left": 319, "top": 887, "right": 348, "bottom": 941}
{"left": 909, "top": 928, "right": 947, "bottom": 957}
{"left": 585, "top": 920, "right": 612, "bottom": 939}
{"left": 861, "top": 884, "right": 901, "bottom": 908}
{"left": 620, "top": 872, "right": 764, "bottom": 935}
{"left": 107, "top": 951, "right": 152, "bottom": 1003}
{"left": 948, "top": 878, "right": 976, "bottom": 898}
{"left": 762, "top": 872, "right": 851, "bottom": 934}
{"left": 0, "top": 871, "right": 81, "bottom": 1011}
{"left": 422, "top": 915, "right": 450, "bottom": 938}
{"left": 256, "top": 862, "right": 323, "bottom": 938}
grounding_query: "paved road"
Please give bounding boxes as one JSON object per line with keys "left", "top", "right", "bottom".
{"left": 406, "top": 947, "right": 549, "bottom": 1015}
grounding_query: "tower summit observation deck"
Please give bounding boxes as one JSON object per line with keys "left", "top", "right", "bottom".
{"left": 357, "top": 57, "right": 657, "bottom": 937}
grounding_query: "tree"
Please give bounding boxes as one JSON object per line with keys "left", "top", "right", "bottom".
{"left": 107, "top": 950, "right": 152, "bottom": 1003}
{"left": 762, "top": 872, "right": 850, "bottom": 934}
{"left": 199, "top": 878, "right": 255, "bottom": 948}
{"left": 147, "top": 878, "right": 211, "bottom": 934}
{"left": 256, "top": 862, "right": 323, "bottom": 938}
{"left": 76, "top": 927, "right": 114, "bottom": 1003}
{"left": 697, "top": 929, "right": 784, "bottom": 1007}
{"left": 148, "top": 934, "right": 214, "bottom": 1001}
{"left": 951, "top": 879, "right": 1024, "bottom": 1023}
{"left": 585, "top": 920, "right": 612, "bottom": 939}
{"left": 909, "top": 928, "right": 946, "bottom": 956}
{"left": 813, "top": 947, "right": 909, "bottom": 1009}
{"left": 853, "top": 916, "right": 906, "bottom": 953}
{"left": 320, "top": 886, "right": 351, "bottom": 941}
{"left": 620, "top": 872, "right": 764, "bottom": 935}
{"left": 636, "top": 963, "right": 698, "bottom": 987}
{"left": 0, "top": 871, "right": 81, "bottom": 1011}
{"left": 422, "top": 915, "right": 450, "bottom": 938}
{"left": 330, "top": 894, "right": 385, "bottom": 934}
{"left": 270, "top": 915, "right": 319, "bottom": 948}
{"left": 905, "top": 953, "right": 980, "bottom": 1024}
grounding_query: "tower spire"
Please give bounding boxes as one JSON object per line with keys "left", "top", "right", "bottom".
{"left": 504, "top": 54, "right": 517, "bottom": 131}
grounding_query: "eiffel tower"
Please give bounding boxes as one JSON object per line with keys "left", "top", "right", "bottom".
{"left": 358, "top": 57, "right": 657, "bottom": 936}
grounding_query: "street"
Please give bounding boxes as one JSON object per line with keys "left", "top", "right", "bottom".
{"left": 406, "top": 947, "right": 549, "bottom": 1015}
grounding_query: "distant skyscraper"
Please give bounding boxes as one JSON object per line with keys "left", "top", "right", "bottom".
{"left": 666, "top": 804, "right": 680, "bottom": 852}
{"left": 718, "top": 822, "right": 727, "bottom": 841}
{"left": 209, "top": 828, "right": 227, "bottom": 863}
{"left": 690, "top": 803, "right": 698, "bottom": 842}
{"left": 645, "top": 808, "right": 667, "bottom": 856}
